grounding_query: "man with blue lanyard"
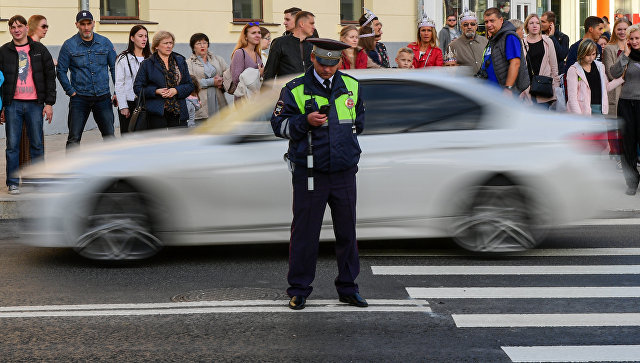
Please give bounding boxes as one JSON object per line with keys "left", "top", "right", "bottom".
{"left": 270, "top": 38, "right": 366, "bottom": 310}
{"left": 478, "top": 7, "right": 529, "bottom": 95}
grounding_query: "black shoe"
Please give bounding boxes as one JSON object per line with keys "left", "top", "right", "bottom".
{"left": 626, "top": 187, "right": 637, "bottom": 196}
{"left": 339, "top": 293, "right": 368, "bottom": 307}
{"left": 288, "top": 295, "right": 306, "bottom": 310}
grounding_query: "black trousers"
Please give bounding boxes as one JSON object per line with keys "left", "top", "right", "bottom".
{"left": 118, "top": 100, "right": 136, "bottom": 135}
{"left": 618, "top": 98, "right": 640, "bottom": 189}
{"left": 287, "top": 166, "right": 360, "bottom": 298}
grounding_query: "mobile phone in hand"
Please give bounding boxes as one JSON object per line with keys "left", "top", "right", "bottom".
{"left": 319, "top": 104, "right": 330, "bottom": 115}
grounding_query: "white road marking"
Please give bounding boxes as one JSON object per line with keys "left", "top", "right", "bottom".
{"left": 372, "top": 265, "right": 640, "bottom": 275}
{"left": 407, "top": 286, "right": 640, "bottom": 299}
{"left": 0, "top": 299, "right": 431, "bottom": 318}
{"left": 360, "top": 248, "right": 640, "bottom": 257}
{"left": 502, "top": 345, "right": 640, "bottom": 362}
{"left": 453, "top": 313, "right": 640, "bottom": 327}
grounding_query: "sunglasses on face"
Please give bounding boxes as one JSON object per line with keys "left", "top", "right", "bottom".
{"left": 41, "top": 24, "right": 49, "bottom": 29}
{"left": 248, "top": 21, "right": 260, "bottom": 26}
{"left": 448, "top": 19, "right": 456, "bottom": 22}
{"left": 462, "top": 22, "right": 477, "bottom": 27}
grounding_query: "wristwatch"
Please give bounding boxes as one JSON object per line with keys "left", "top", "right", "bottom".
{"left": 504, "top": 85, "right": 514, "bottom": 90}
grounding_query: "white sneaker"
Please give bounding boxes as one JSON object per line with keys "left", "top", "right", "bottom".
{"left": 8, "top": 185, "right": 20, "bottom": 195}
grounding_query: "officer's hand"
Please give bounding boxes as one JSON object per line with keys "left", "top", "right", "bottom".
{"left": 307, "top": 111, "right": 327, "bottom": 127}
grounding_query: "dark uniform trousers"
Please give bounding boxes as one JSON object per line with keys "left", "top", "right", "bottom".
{"left": 287, "top": 165, "right": 360, "bottom": 298}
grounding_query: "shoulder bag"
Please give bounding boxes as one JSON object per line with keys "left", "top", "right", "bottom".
{"left": 222, "top": 49, "right": 246, "bottom": 95}
{"left": 128, "top": 87, "right": 147, "bottom": 132}
{"left": 524, "top": 41, "right": 554, "bottom": 98}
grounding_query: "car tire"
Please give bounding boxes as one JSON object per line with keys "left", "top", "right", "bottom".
{"left": 452, "top": 175, "right": 541, "bottom": 252}
{"left": 73, "top": 180, "right": 163, "bottom": 261}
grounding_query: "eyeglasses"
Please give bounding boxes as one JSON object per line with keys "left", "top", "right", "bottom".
{"left": 264, "top": 37, "right": 271, "bottom": 41}
{"left": 41, "top": 24, "right": 49, "bottom": 29}
{"left": 447, "top": 19, "right": 457, "bottom": 22}
{"left": 462, "top": 22, "right": 477, "bottom": 27}
{"left": 248, "top": 21, "right": 260, "bottom": 26}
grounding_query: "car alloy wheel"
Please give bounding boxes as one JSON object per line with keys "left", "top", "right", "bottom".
{"left": 452, "top": 177, "right": 539, "bottom": 252}
{"left": 74, "top": 181, "right": 162, "bottom": 260}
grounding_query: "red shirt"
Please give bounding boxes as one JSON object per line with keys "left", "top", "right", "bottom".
{"left": 407, "top": 42, "right": 444, "bottom": 68}
{"left": 340, "top": 49, "right": 369, "bottom": 70}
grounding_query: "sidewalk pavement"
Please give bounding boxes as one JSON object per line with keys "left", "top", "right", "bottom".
{"left": 0, "top": 128, "right": 107, "bottom": 218}
{"left": 0, "top": 128, "right": 639, "bottom": 220}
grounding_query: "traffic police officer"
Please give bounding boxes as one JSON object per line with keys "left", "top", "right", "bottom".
{"left": 270, "top": 38, "right": 366, "bottom": 310}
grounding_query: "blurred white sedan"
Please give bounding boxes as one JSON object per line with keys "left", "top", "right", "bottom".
{"left": 19, "top": 69, "right": 615, "bottom": 260}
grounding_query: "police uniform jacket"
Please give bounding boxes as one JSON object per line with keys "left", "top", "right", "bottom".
{"left": 270, "top": 67, "right": 365, "bottom": 173}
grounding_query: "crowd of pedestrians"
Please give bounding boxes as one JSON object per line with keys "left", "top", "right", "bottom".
{"left": 0, "top": 7, "right": 639, "bottom": 196}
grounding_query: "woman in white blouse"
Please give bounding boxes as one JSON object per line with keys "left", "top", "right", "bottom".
{"left": 114, "top": 25, "right": 151, "bottom": 135}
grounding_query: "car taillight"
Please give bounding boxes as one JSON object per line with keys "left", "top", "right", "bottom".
{"left": 568, "top": 131, "right": 610, "bottom": 153}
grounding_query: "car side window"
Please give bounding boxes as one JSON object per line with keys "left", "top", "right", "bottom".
{"left": 359, "top": 80, "right": 484, "bottom": 135}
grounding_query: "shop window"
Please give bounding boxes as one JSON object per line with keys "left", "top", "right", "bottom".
{"left": 233, "top": 0, "right": 263, "bottom": 21}
{"left": 340, "top": 0, "right": 364, "bottom": 23}
{"left": 100, "top": 0, "right": 139, "bottom": 19}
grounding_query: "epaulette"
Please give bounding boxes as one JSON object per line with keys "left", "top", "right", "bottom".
{"left": 285, "top": 74, "right": 306, "bottom": 90}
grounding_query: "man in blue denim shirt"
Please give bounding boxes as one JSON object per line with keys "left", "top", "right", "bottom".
{"left": 57, "top": 11, "right": 116, "bottom": 148}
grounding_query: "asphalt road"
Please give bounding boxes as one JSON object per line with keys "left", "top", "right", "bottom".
{"left": 1, "top": 221, "right": 640, "bottom": 362}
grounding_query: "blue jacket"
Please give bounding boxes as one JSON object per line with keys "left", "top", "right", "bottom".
{"left": 57, "top": 32, "right": 116, "bottom": 97}
{"left": 0, "top": 70, "right": 4, "bottom": 109}
{"left": 133, "top": 52, "right": 194, "bottom": 121}
{"left": 270, "top": 67, "right": 365, "bottom": 173}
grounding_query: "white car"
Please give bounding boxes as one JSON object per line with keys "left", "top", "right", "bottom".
{"left": 19, "top": 70, "right": 614, "bottom": 260}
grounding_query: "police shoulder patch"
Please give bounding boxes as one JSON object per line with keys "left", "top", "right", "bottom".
{"left": 274, "top": 100, "right": 285, "bottom": 116}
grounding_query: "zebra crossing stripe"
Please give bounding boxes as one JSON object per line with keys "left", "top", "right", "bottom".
{"left": 372, "top": 265, "right": 640, "bottom": 275}
{"left": 453, "top": 313, "right": 640, "bottom": 327}
{"left": 502, "top": 345, "right": 640, "bottom": 362}
{"left": 406, "top": 286, "right": 640, "bottom": 299}
{"left": 360, "top": 248, "right": 640, "bottom": 257}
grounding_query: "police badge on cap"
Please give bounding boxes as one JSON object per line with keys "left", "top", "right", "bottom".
{"left": 307, "top": 38, "right": 351, "bottom": 66}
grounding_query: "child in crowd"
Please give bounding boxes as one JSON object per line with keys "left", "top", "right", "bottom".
{"left": 186, "top": 75, "right": 202, "bottom": 127}
{"left": 395, "top": 47, "right": 414, "bottom": 69}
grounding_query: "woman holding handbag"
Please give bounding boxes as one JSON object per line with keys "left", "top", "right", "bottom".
{"left": 611, "top": 24, "right": 640, "bottom": 195}
{"left": 115, "top": 25, "right": 151, "bottom": 134}
{"left": 566, "top": 39, "right": 624, "bottom": 116}
{"left": 520, "top": 14, "right": 559, "bottom": 108}
{"left": 133, "top": 31, "right": 194, "bottom": 129}
{"left": 230, "top": 23, "right": 264, "bottom": 101}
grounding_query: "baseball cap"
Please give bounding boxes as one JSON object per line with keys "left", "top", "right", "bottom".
{"left": 76, "top": 10, "right": 93, "bottom": 22}
{"left": 307, "top": 38, "right": 350, "bottom": 66}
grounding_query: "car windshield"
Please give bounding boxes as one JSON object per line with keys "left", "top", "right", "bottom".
{"left": 192, "top": 81, "right": 285, "bottom": 136}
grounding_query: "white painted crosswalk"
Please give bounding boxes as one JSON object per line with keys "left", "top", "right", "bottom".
{"left": 407, "top": 286, "right": 640, "bottom": 299}
{"left": 370, "top": 247, "right": 640, "bottom": 362}
{"left": 502, "top": 345, "right": 640, "bottom": 362}
{"left": 373, "top": 265, "right": 640, "bottom": 275}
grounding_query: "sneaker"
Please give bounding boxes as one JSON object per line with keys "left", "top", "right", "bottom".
{"left": 8, "top": 185, "right": 19, "bottom": 195}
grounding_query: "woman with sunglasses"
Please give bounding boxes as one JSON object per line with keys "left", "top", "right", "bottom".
{"left": 20, "top": 15, "right": 50, "bottom": 166}
{"left": 230, "top": 22, "right": 264, "bottom": 100}
{"left": 27, "top": 15, "right": 48, "bottom": 42}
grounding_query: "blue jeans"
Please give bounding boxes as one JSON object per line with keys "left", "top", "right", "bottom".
{"left": 67, "top": 94, "right": 114, "bottom": 148}
{"left": 4, "top": 100, "right": 44, "bottom": 186}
